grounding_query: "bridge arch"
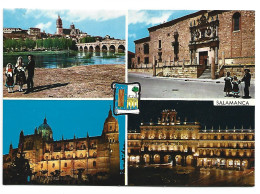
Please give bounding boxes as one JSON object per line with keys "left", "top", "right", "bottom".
{"left": 84, "top": 46, "right": 88, "bottom": 52}
{"left": 78, "top": 46, "right": 83, "bottom": 51}
{"left": 118, "top": 44, "right": 125, "bottom": 53}
{"left": 102, "top": 45, "right": 108, "bottom": 52}
{"left": 95, "top": 45, "right": 100, "bottom": 52}
{"left": 89, "top": 46, "right": 94, "bottom": 52}
{"left": 109, "top": 45, "right": 116, "bottom": 53}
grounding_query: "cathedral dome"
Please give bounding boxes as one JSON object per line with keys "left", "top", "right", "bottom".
{"left": 103, "top": 107, "right": 118, "bottom": 134}
{"left": 105, "top": 109, "right": 117, "bottom": 123}
{"left": 38, "top": 117, "right": 53, "bottom": 141}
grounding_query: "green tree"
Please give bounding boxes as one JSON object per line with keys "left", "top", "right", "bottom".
{"left": 132, "top": 86, "right": 139, "bottom": 97}
{"left": 36, "top": 39, "right": 43, "bottom": 49}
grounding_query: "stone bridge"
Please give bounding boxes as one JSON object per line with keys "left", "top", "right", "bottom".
{"left": 76, "top": 39, "right": 125, "bottom": 53}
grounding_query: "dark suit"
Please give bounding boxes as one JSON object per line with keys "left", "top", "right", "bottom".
{"left": 241, "top": 72, "right": 251, "bottom": 97}
{"left": 27, "top": 59, "right": 35, "bottom": 92}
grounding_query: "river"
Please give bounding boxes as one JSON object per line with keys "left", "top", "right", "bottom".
{"left": 3, "top": 51, "right": 125, "bottom": 68}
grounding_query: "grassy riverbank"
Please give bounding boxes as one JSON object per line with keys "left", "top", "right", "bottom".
{"left": 3, "top": 50, "right": 75, "bottom": 56}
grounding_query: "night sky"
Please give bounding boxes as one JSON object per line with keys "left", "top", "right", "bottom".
{"left": 128, "top": 100, "right": 255, "bottom": 131}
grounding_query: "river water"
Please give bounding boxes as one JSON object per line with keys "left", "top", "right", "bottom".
{"left": 3, "top": 51, "right": 125, "bottom": 68}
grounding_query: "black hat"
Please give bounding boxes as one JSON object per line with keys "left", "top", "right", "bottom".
{"left": 244, "top": 69, "right": 250, "bottom": 72}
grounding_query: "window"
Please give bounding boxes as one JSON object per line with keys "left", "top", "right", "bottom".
{"left": 64, "top": 163, "right": 67, "bottom": 167}
{"left": 233, "top": 12, "right": 241, "bottom": 31}
{"left": 158, "top": 40, "right": 162, "bottom": 49}
{"left": 41, "top": 163, "right": 43, "bottom": 168}
{"left": 143, "top": 43, "right": 149, "bottom": 54}
{"left": 80, "top": 153, "right": 83, "bottom": 158}
{"left": 144, "top": 57, "right": 149, "bottom": 64}
{"left": 52, "top": 163, "right": 55, "bottom": 168}
{"left": 56, "top": 155, "right": 59, "bottom": 159}
{"left": 93, "top": 161, "right": 96, "bottom": 167}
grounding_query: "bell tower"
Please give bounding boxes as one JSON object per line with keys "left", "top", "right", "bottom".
{"left": 56, "top": 15, "right": 63, "bottom": 35}
{"left": 102, "top": 107, "right": 120, "bottom": 175}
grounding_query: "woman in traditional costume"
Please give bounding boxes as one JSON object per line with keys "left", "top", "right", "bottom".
{"left": 232, "top": 76, "right": 240, "bottom": 98}
{"left": 224, "top": 72, "right": 233, "bottom": 97}
{"left": 15, "top": 56, "right": 26, "bottom": 92}
{"left": 5, "top": 63, "right": 15, "bottom": 93}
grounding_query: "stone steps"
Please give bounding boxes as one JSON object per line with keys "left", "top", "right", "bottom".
{"left": 199, "top": 68, "right": 211, "bottom": 79}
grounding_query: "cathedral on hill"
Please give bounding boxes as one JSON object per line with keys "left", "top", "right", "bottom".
{"left": 3, "top": 108, "right": 120, "bottom": 184}
{"left": 55, "top": 15, "right": 88, "bottom": 40}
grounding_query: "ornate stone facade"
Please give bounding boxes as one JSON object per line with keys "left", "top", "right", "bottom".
{"left": 128, "top": 109, "right": 254, "bottom": 169}
{"left": 131, "top": 10, "right": 255, "bottom": 79}
{"left": 3, "top": 108, "right": 120, "bottom": 182}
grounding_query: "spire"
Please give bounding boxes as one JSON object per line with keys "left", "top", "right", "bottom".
{"left": 9, "top": 142, "right": 13, "bottom": 150}
{"left": 74, "top": 134, "right": 76, "bottom": 139}
{"left": 34, "top": 127, "right": 37, "bottom": 134}
{"left": 20, "top": 130, "right": 24, "bottom": 137}
{"left": 108, "top": 106, "right": 112, "bottom": 117}
{"left": 44, "top": 115, "right": 47, "bottom": 124}
{"left": 62, "top": 135, "right": 64, "bottom": 141}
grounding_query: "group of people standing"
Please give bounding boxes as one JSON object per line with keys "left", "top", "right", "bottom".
{"left": 224, "top": 69, "right": 251, "bottom": 98}
{"left": 5, "top": 55, "right": 35, "bottom": 94}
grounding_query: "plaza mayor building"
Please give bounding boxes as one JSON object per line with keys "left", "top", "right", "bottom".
{"left": 3, "top": 108, "right": 120, "bottom": 182}
{"left": 128, "top": 109, "right": 255, "bottom": 169}
{"left": 130, "top": 10, "right": 255, "bottom": 79}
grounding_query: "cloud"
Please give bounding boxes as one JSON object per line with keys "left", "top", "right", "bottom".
{"left": 128, "top": 33, "right": 136, "bottom": 38}
{"left": 35, "top": 22, "right": 52, "bottom": 31}
{"left": 128, "top": 10, "right": 173, "bottom": 25}
{"left": 24, "top": 9, "right": 63, "bottom": 19}
{"left": 64, "top": 10, "right": 126, "bottom": 22}
{"left": 23, "top": 9, "right": 125, "bottom": 22}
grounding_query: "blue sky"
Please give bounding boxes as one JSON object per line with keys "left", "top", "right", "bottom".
{"left": 3, "top": 9, "right": 125, "bottom": 39}
{"left": 3, "top": 100, "right": 125, "bottom": 169}
{"left": 128, "top": 10, "right": 198, "bottom": 52}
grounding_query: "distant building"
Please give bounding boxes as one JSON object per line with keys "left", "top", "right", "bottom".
{"left": 128, "top": 108, "right": 255, "bottom": 169}
{"left": 3, "top": 28, "right": 23, "bottom": 33}
{"left": 3, "top": 108, "right": 120, "bottom": 183}
{"left": 55, "top": 15, "right": 88, "bottom": 41}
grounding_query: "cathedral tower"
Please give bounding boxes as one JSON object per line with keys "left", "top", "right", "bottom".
{"left": 102, "top": 107, "right": 120, "bottom": 175}
{"left": 56, "top": 15, "right": 63, "bottom": 35}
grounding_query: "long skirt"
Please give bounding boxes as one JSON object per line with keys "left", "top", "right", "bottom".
{"left": 5, "top": 76, "right": 15, "bottom": 88}
{"left": 224, "top": 81, "right": 232, "bottom": 92}
{"left": 16, "top": 71, "right": 26, "bottom": 85}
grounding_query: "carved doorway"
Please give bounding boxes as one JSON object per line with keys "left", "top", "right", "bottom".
{"left": 199, "top": 51, "right": 208, "bottom": 66}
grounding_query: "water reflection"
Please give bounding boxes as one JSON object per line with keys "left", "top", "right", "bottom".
{"left": 3, "top": 51, "right": 125, "bottom": 69}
